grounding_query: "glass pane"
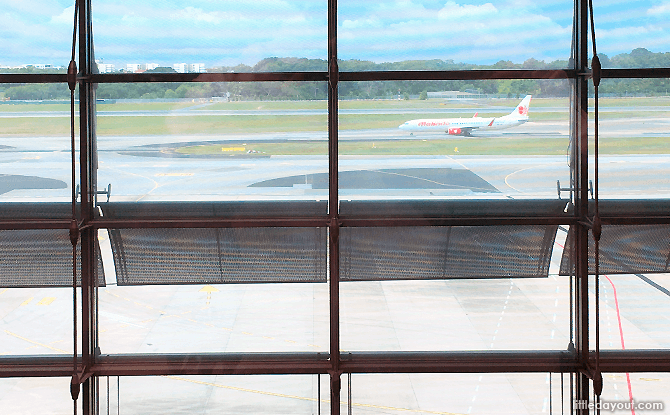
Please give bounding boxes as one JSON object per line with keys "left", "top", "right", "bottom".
{"left": 600, "top": 373, "right": 668, "bottom": 411}
{"left": 594, "top": 272, "right": 670, "bottom": 350}
{"left": 0, "top": 286, "right": 74, "bottom": 356}
{"left": 339, "top": 0, "right": 573, "bottom": 67}
{"left": 0, "top": 2, "right": 73, "bottom": 73}
{"left": 92, "top": 1, "right": 327, "bottom": 71}
{"left": 589, "top": 92, "right": 670, "bottom": 199}
{"left": 348, "top": 373, "right": 569, "bottom": 415}
{"left": 99, "top": 282, "right": 328, "bottom": 354}
{"left": 340, "top": 276, "right": 570, "bottom": 351}
{"left": 100, "top": 375, "right": 324, "bottom": 414}
{"left": 0, "top": 377, "right": 82, "bottom": 414}
{"left": 95, "top": 82, "right": 328, "bottom": 201}
{"left": 338, "top": 83, "right": 571, "bottom": 200}
{"left": 594, "top": 2, "right": 670, "bottom": 68}
{"left": 0, "top": 90, "right": 75, "bottom": 202}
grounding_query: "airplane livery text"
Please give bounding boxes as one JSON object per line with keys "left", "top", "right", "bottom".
{"left": 399, "top": 95, "right": 532, "bottom": 136}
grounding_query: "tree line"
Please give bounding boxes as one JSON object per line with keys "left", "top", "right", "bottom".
{"left": 2, "top": 48, "right": 669, "bottom": 101}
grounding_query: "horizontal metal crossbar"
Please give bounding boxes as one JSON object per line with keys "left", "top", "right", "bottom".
{"left": 4, "top": 350, "right": 669, "bottom": 377}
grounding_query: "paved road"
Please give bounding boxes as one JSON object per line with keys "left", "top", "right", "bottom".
{"left": 1, "top": 119, "right": 669, "bottom": 201}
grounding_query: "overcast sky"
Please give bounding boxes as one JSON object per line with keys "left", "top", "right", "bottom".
{"left": 1, "top": 0, "right": 669, "bottom": 67}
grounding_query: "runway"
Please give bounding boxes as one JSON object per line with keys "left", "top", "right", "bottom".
{"left": 1, "top": 117, "right": 669, "bottom": 201}
{"left": 1, "top": 123, "right": 670, "bottom": 413}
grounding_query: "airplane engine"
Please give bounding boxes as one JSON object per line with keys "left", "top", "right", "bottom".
{"left": 448, "top": 128, "right": 462, "bottom": 135}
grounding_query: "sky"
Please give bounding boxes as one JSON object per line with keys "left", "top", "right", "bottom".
{"left": 1, "top": 0, "right": 669, "bottom": 68}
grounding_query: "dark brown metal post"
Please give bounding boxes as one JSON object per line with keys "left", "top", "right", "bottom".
{"left": 328, "top": 0, "right": 341, "bottom": 414}
{"left": 574, "top": 0, "right": 591, "bottom": 412}
{"left": 78, "top": 0, "right": 97, "bottom": 413}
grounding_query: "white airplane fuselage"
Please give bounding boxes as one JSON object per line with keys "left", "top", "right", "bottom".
{"left": 399, "top": 95, "right": 532, "bottom": 136}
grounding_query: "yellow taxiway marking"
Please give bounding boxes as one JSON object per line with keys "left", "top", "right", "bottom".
{"left": 20, "top": 297, "right": 34, "bottom": 306}
{"left": 4, "top": 330, "right": 68, "bottom": 354}
{"left": 200, "top": 285, "right": 219, "bottom": 305}
{"left": 37, "top": 297, "right": 56, "bottom": 306}
{"left": 0, "top": 288, "right": 8, "bottom": 296}
{"left": 166, "top": 376, "right": 464, "bottom": 415}
{"left": 200, "top": 285, "right": 220, "bottom": 293}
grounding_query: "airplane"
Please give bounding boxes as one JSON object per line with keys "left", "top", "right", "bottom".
{"left": 398, "top": 95, "right": 532, "bottom": 136}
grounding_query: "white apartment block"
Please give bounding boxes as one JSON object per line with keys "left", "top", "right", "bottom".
{"left": 125, "top": 63, "right": 159, "bottom": 73}
{"left": 97, "top": 63, "right": 115, "bottom": 73}
{"left": 173, "top": 63, "right": 207, "bottom": 73}
{"left": 189, "top": 63, "right": 206, "bottom": 73}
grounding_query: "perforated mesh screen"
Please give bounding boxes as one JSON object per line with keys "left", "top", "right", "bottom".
{"left": 0, "top": 230, "right": 105, "bottom": 288}
{"left": 110, "top": 227, "right": 327, "bottom": 285}
{"left": 559, "top": 225, "right": 670, "bottom": 275}
{"left": 341, "top": 225, "right": 557, "bottom": 281}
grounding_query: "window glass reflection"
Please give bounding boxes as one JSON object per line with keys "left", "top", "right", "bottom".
{"left": 92, "top": 1, "right": 327, "bottom": 71}
{"left": 94, "top": 82, "right": 328, "bottom": 201}
{"left": 339, "top": 0, "right": 573, "bottom": 67}
{"left": 339, "top": 82, "right": 570, "bottom": 200}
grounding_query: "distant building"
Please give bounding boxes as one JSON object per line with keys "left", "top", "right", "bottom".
{"left": 173, "top": 63, "right": 188, "bottom": 73}
{"left": 97, "top": 63, "right": 115, "bottom": 73}
{"left": 189, "top": 63, "right": 207, "bottom": 73}
{"left": 173, "top": 63, "right": 207, "bottom": 73}
{"left": 126, "top": 63, "right": 159, "bottom": 73}
{"left": 126, "top": 63, "right": 142, "bottom": 73}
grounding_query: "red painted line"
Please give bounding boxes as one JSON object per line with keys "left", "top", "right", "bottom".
{"left": 604, "top": 275, "right": 635, "bottom": 415}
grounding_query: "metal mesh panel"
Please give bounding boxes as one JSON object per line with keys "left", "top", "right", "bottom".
{"left": 0, "top": 230, "right": 105, "bottom": 288}
{"left": 341, "top": 225, "right": 557, "bottom": 281}
{"left": 110, "top": 227, "right": 327, "bottom": 285}
{"left": 559, "top": 225, "right": 670, "bottom": 275}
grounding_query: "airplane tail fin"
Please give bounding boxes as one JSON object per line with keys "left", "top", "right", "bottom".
{"left": 508, "top": 95, "right": 531, "bottom": 119}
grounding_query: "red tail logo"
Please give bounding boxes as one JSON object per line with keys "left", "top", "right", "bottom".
{"left": 518, "top": 106, "right": 528, "bottom": 115}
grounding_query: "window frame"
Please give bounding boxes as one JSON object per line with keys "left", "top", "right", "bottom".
{"left": 2, "top": 0, "right": 670, "bottom": 414}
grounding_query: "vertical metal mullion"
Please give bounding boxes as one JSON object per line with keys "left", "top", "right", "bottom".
{"left": 328, "top": 0, "right": 341, "bottom": 414}
{"left": 574, "top": 0, "right": 591, "bottom": 412}
{"left": 79, "top": 0, "right": 96, "bottom": 413}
